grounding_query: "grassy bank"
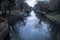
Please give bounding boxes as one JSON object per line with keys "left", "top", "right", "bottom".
{"left": 45, "top": 14, "right": 60, "bottom": 24}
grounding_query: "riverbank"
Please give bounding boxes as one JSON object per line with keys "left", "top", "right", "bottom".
{"left": 45, "top": 14, "right": 60, "bottom": 24}
{"left": 44, "top": 14, "right": 60, "bottom": 40}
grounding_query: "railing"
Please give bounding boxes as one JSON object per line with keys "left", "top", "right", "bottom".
{"left": 0, "top": 0, "right": 15, "bottom": 16}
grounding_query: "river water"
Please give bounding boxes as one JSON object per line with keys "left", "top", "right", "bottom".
{"left": 10, "top": 0, "right": 52, "bottom": 40}
{"left": 10, "top": 10, "right": 52, "bottom": 40}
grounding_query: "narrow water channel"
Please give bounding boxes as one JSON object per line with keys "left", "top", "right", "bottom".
{"left": 10, "top": 10, "right": 52, "bottom": 40}
{"left": 19, "top": 10, "right": 51, "bottom": 40}
{"left": 10, "top": 0, "right": 52, "bottom": 40}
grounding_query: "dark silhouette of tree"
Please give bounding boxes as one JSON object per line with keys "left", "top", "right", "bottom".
{"left": 58, "top": 0, "right": 60, "bottom": 13}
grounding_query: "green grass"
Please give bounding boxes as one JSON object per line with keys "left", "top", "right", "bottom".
{"left": 45, "top": 14, "right": 60, "bottom": 23}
